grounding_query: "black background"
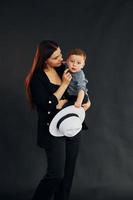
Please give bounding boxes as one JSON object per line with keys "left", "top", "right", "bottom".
{"left": 0, "top": 0, "right": 133, "bottom": 199}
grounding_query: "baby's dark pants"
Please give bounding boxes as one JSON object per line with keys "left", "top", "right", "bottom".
{"left": 66, "top": 94, "right": 89, "bottom": 105}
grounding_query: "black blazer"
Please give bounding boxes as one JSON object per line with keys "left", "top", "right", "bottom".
{"left": 30, "top": 64, "right": 88, "bottom": 148}
{"left": 30, "top": 64, "right": 66, "bottom": 147}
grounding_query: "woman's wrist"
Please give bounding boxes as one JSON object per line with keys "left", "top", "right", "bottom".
{"left": 61, "top": 81, "right": 69, "bottom": 88}
{"left": 53, "top": 83, "right": 68, "bottom": 101}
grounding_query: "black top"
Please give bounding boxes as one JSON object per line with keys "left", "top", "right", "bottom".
{"left": 30, "top": 64, "right": 66, "bottom": 147}
{"left": 30, "top": 64, "right": 88, "bottom": 148}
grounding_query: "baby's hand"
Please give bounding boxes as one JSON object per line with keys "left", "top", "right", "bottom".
{"left": 74, "top": 101, "right": 82, "bottom": 108}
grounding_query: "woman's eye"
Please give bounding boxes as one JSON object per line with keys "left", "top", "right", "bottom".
{"left": 53, "top": 56, "right": 59, "bottom": 60}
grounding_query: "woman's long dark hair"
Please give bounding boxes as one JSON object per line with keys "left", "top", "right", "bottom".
{"left": 25, "top": 40, "right": 59, "bottom": 109}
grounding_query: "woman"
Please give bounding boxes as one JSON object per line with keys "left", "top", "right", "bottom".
{"left": 25, "top": 40, "right": 91, "bottom": 200}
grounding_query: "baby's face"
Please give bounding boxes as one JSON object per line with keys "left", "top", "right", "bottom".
{"left": 66, "top": 55, "right": 85, "bottom": 73}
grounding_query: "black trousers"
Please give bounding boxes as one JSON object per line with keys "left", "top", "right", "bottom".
{"left": 32, "top": 132, "right": 81, "bottom": 200}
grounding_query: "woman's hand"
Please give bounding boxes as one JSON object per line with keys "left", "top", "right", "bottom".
{"left": 82, "top": 100, "right": 91, "bottom": 111}
{"left": 56, "top": 99, "right": 68, "bottom": 110}
{"left": 62, "top": 69, "right": 72, "bottom": 85}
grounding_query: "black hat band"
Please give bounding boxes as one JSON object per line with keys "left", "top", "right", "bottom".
{"left": 57, "top": 113, "right": 79, "bottom": 129}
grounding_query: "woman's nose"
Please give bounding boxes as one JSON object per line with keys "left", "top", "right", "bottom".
{"left": 60, "top": 57, "right": 63, "bottom": 61}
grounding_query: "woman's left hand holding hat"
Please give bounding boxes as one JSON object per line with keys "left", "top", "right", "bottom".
{"left": 82, "top": 100, "right": 91, "bottom": 111}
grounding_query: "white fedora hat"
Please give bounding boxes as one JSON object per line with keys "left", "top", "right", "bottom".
{"left": 49, "top": 105, "right": 85, "bottom": 137}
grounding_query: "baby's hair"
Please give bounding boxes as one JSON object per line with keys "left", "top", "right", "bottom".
{"left": 66, "top": 48, "right": 87, "bottom": 60}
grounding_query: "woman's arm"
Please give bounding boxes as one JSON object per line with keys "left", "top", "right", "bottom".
{"left": 53, "top": 69, "right": 72, "bottom": 101}
{"left": 30, "top": 69, "right": 71, "bottom": 111}
{"left": 30, "top": 76, "right": 59, "bottom": 111}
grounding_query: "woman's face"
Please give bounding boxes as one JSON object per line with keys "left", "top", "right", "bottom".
{"left": 46, "top": 47, "right": 63, "bottom": 68}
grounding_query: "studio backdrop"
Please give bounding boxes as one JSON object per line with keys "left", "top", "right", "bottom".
{"left": 0, "top": 0, "right": 133, "bottom": 199}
